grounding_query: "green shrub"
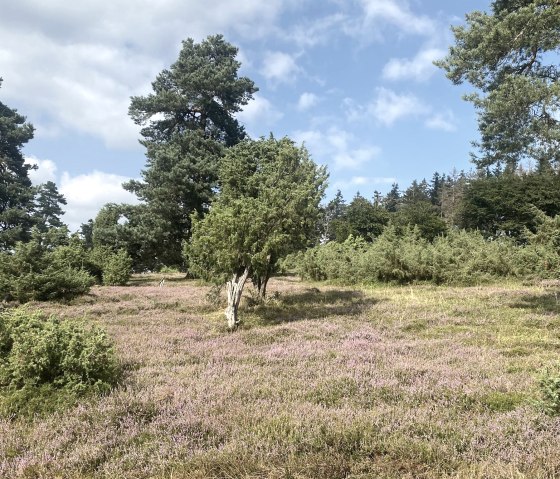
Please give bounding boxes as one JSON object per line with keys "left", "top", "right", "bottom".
{"left": 538, "top": 366, "right": 560, "bottom": 416}
{"left": 0, "top": 240, "right": 95, "bottom": 302}
{"left": 0, "top": 307, "right": 118, "bottom": 417}
{"left": 297, "top": 220, "right": 560, "bottom": 286}
{"left": 102, "top": 249, "right": 133, "bottom": 286}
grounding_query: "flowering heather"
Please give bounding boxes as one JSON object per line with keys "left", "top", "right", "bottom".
{"left": 1, "top": 274, "right": 559, "bottom": 478}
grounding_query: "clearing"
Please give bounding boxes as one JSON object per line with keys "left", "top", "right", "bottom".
{"left": 2, "top": 275, "right": 560, "bottom": 478}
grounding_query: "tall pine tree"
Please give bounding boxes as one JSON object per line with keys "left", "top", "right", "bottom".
{"left": 126, "top": 35, "right": 258, "bottom": 268}
{"left": 0, "top": 79, "right": 35, "bottom": 250}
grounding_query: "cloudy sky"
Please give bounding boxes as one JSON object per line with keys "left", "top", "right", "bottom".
{"left": 1, "top": 0, "right": 490, "bottom": 230}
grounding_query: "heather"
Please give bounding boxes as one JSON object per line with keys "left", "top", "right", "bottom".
{"left": 1, "top": 274, "right": 559, "bottom": 478}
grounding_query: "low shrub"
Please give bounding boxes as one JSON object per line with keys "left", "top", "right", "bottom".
{"left": 101, "top": 249, "right": 133, "bottom": 286}
{"left": 538, "top": 366, "right": 560, "bottom": 416}
{"left": 296, "top": 221, "right": 560, "bottom": 285}
{"left": 0, "top": 307, "right": 118, "bottom": 417}
{"left": 0, "top": 240, "right": 95, "bottom": 302}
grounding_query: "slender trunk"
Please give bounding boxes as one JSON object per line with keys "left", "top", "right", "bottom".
{"left": 257, "top": 254, "right": 273, "bottom": 301}
{"left": 225, "top": 267, "right": 250, "bottom": 330}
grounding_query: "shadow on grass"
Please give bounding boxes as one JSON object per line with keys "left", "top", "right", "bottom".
{"left": 246, "top": 288, "right": 379, "bottom": 325}
{"left": 510, "top": 292, "right": 560, "bottom": 314}
{"left": 127, "top": 274, "right": 188, "bottom": 287}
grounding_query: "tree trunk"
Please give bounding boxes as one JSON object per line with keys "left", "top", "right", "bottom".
{"left": 225, "top": 267, "right": 250, "bottom": 330}
{"left": 256, "top": 254, "right": 273, "bottom": 301}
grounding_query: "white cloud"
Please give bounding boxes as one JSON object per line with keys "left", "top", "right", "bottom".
{"left": 361, "top": 88, "right": 429, "bottom": 126}
{"left": 333, "top": 176, "right": 396, "bottom": 189}
{"left": 359, "top": 0, "right": 435, "bottom": 36}
{"left": 297, "top": 92, "right": 319, "bottom": 111}
{"left": 25, "top": 156, "right": 58, "bottom": 184}
{"left": 382, "top": 47, "right": 446, "bottom": 82}
{"left": 425, "top": 110, "right": 457, "bottom": 132}
{"left": 333, "top": 146, "right": 381, "bottom": 169}
{"left": 260, "top": 51, "right": 301, "bottom": 84}
{"left": 289, "top": 13, "right": 347, "bottom": 47}
{"left": 59, "top": 171, "right": 139, "bottom": 231}
{"left": 236, "top": 94, "right": 283, "bottom": 137}
{"left": 344, "top": 88, "right": 428, "bottom": 126}
{"left": 342, "top": 0, "right": 436, "bottom": 41}
{"left": 293, "top": 127, "right": 381, "bottom": 170}
{"left": 0, "top": 0, "right": 290, "bottom": 150}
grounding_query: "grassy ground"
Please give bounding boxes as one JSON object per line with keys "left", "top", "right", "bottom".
{"left": 1, "top": 274, "right": 560, "bottom": 478}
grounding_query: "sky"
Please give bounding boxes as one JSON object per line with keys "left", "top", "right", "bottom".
{"left": 0, "top": 0, "right": 491, "bottom": 231}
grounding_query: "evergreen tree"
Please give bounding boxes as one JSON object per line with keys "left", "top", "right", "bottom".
{"left": 126, "top": 35, "right": 258, "bottom": 267}
{"left": 437, "top": 0, "right": 560, "bottom": 171}
{"left": 346, "top": 193, "right": 389, "bottom": 241}
{"left": 32, "top": 180, "right": 67, "bottom": 233}
{"left": 396, "top": 181, "right": 447, "bottom": 240}
{"left": 323, "top": 190, "right": 351, "bottom": 242}
{"left": 0, "top": 79, "right": 35, "bottom": 250}
{"left": 384, "top": 183, "right": 401, "bottom": 213}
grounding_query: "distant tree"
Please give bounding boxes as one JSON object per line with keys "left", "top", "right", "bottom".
{"left": 429, "top": 172, "right": 444, "bottom": 207}
{"left": 187, "top": 136, "right": 327, "bottom": 329}
{"left": 346, "top": 193, "right": 389, "bottom": 240}
{"left": 92, "top": 203, "right": 161, "bottom": 272}
{"left": 460, "top": 172, "right": 560, "bottom": 238}
{"left": 32, "top": 180, "right": 67, "bottom": 233}
{"left": 126, "top": 35, "right": 258, "bottom": 267}
{"left": 395, "top": 181, "right": 447, "bottom": 240}
{"left": 437, "top": 0, "right": 560, "bottom": 171}
{"left": 79, "top": 219, "right": 94, "bottom": 249}
{"left": 439, "top": 170, "right": 469, "bottom": 227}
{"left": 383, "top": 183, "right": 401, "bottom": 213}
{"left": 0, "top": 78, "right": 35, "bottom": 250}
{"left": 322, "top": 190, "right": 352, "bottom": 242}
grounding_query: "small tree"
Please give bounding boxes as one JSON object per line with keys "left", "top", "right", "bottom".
{"left": 187, "top": 136, "right": 327, "bottom": 329}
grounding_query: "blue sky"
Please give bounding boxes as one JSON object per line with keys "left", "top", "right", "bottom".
{"left": 1, "top": 0, "right": 490, "bottom": 230}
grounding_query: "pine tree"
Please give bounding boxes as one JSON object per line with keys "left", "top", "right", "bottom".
{"left": 126, "top": 35, "right": 258, "bottom": 268}
{"left": 0, "top": 79, "right": 35, "bottom": 250}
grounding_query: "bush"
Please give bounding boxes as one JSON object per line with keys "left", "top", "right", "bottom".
{"left": 0, "top": 240, "right": 95, "bottom": 302}
{"left": 0, "top": 307, "right": 118, "bottom": 417}
{"left": 538, "top": 366, "right": 560, "bottom": 416}
{"left": 296, "top": 220, "right": 560, "bottom": 286}
{"left": 101, "top": 249, "right": 133, "bottom": 286}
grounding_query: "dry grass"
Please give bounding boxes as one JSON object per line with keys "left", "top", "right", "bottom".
{"left": 1, "top": 274, "right": 560, "bottom": 478}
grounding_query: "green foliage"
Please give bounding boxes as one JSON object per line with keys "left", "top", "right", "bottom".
{"left": 437, "top": 1, "right": 560, "bottom": 170}
{"left": 126, "top": 35, "right": 258, "bottom": 268}
{"left": 460, "top": 172, "right": 560, "bottom": 237}
{"left": 32, "top": 180, "right": 67, "bottom": 233}
{"left": 345, "top": 193, "right": 389, "bottom": 240}
{"left": 0, "top": 307, "right": 118, "bottom": 417}
{"left": 101, "top": 249, "right": 132, "bottom": 286}
{"left": 538, "top": 366, "right": 560, "bottom": 416}
{"left": 0, "top": 78, "right": 36, "bottom": 250}
{"left": 0, "top": 232, "right": 94, "bottom": 302}
{"left": 129, "top": 34, "right": 257, "bottom": 146}
{"left": 298, "top": 221, "right": 560, "bottom": 285}
{"left": 187, "top": 136, "right": 328, "bottom": 292}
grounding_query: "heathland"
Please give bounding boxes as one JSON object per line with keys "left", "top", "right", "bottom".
{"left": 2, "top": 274, "right": 559, "bottom": 478}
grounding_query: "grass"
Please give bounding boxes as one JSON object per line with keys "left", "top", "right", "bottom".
{"left": 1, "top": 274, "right": 560, "bottom": 478}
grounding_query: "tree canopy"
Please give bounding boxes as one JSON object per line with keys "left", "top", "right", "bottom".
{"left": 129, "top": 34, "right": 257, "bottom": 147}
{"left": 437, "top": 0, "right": 560, "bottom": 171}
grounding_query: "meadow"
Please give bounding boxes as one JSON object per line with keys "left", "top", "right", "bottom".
{"left": 1, "top": 274, "right": 560, "bottom": 478}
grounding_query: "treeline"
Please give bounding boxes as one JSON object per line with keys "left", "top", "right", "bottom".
{"left": 321, "top": 171, "right": 560, "bottom": 244}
